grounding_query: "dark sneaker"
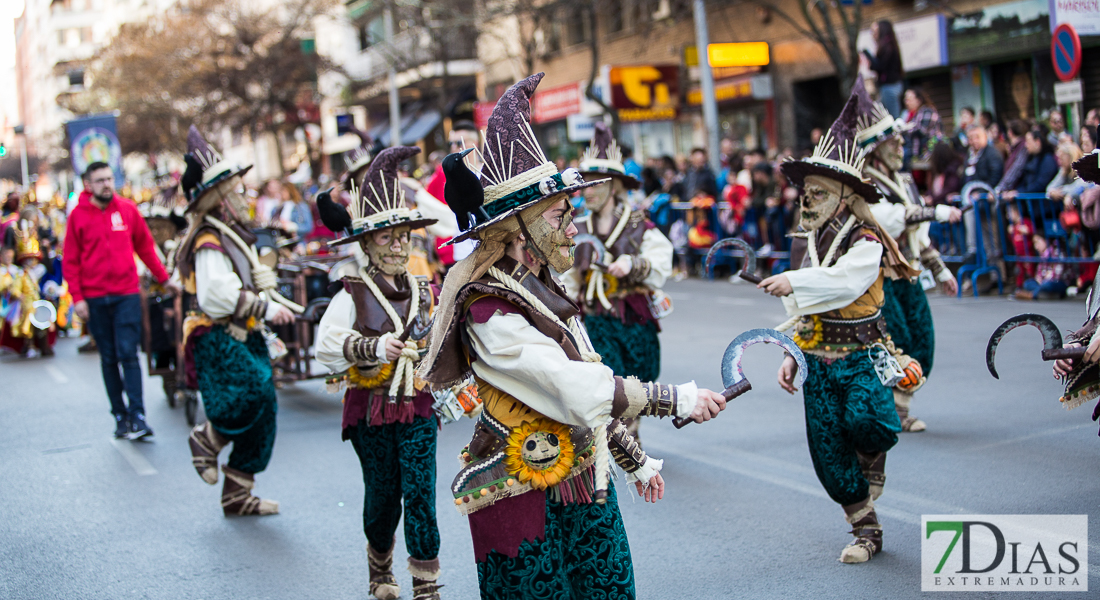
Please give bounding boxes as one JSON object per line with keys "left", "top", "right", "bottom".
{"left": 78, "top": 339, "right": 98, "bottom": 354}
{"left": 114, "top": 415, "right": 130, "bottom": 439}
{"left": 128, "top": 413, "right": 154, "bottom": 441}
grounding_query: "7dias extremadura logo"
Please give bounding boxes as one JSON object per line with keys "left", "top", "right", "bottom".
{"left": 921, "top": 515, "right": 1087, "bottom": 592}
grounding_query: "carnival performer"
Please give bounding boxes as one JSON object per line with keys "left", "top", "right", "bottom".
{"left": 0, "top": 220, "right": 56, "bottom": 356}
{"left": 314, "top": 146, "right": 444, "bottom": 600}
{"left": 417, "top": 74, "right": 727, "bottom": 598}
{"left": 177, "top": 125, "right": 299, "bottom": 516}
{"left": 140, "top": 184, "right": 189, "bottom": 384}
{"left": 561, "top": 121, "right": 673, "bottom": 443}
{"left": 852, "top": 81, "right": 962, "bottom": 432}
{"left": 757, "top": 94, "right": 919, "bottom": 563}
{"left": 1052, "top": 150, "right": 1100, "bottom": 418}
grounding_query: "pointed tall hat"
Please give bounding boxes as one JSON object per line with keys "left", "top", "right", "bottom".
{"left": 179, "top": 125, "right": 252, "bottom": 211}
{"left": 578, "top": 121, "right": 639, "bottom": 189}
{"left": 328, "top": 145, "right": 437, "bottom": 246}
{"left": 1073, "top": 149, "right": 1100, "bottom": 184}
{"left": 851, "top": 80, "right": 912, "bottom": 154}
{"left": 448, "top": 73, "right": 607, "bottom": 243}
{"left": 780, "top": 93, "right": 881, "bottom": 202}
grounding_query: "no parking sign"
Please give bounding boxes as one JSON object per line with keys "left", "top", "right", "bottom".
{"left": 1052, "top": 23, "right": 1082, "bottom": 83}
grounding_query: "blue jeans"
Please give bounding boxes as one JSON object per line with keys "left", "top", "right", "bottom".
{"left": 87, "top": 294, "right": 145, "bottom": 419}
{"left": 879, "top": 82, "right": 903, "bottom": 119}
{"left": 1023, "top": 279, "right": 1068, "bottom": 298}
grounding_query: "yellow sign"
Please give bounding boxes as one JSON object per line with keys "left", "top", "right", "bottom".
{"left": 708, "top": 42, "right": 769, "bottom": 67}
{"left": 618, "top": 107, "right": 677, "bottom": 122}
{"left": 687, "top": 78, "right": 754, "bottom": 105}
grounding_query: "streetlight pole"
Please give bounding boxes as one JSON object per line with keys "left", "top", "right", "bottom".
{"left": 692, "top": 0, "right": 721, "bottom": 174}
{"left": 14, "top": 125, "right": 28, "bottom": 189}
{"left": 384, "top": 3, "right": 401, "bottom": 148}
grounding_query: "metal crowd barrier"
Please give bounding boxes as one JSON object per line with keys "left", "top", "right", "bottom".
{"left": 663, "top": 199, "right": 790, "bottom": 279}
{"left": 929, "top": 181, "right": 1099, "bottom": 297}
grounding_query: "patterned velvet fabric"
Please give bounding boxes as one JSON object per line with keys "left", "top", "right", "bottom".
{"left": 346, "top": 414, "right": 440, "bottom": 561}
{"left": 476, "top": 484, "right": 635, "bottom": 600}
{"left": 192, "top": 326, "right": 277, "bottom": 474}
{"left": 880, "top": 277, "right": 935, "bottom": 375}
{"left": 584, "top": 314, "right": 660, "bottom": 383}
{"left": 803, "top": 352, "right": 901, "bottom": 506}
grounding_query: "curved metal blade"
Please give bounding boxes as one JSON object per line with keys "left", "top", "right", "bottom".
{"left": 572, "top": 233, "right": 607, "bottom": 266}
{"left": 721, "top": 328, "right": 808, "bottom": 390}
{"left": 705, "top": 238, "right": 756, "bottom": 278}
{"left": 986, "top": 313, "right": 1063, "bottom": 379}
{"left": 409, "top": 314, "right": 435, "bottom": 341}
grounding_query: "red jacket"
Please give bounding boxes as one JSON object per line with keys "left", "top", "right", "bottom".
{"left": 63, "top": 191, "right": 169, "bottom": 303}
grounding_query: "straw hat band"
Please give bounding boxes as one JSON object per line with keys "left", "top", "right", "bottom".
{"left": 201, "top": 159, "right": 240, "bottom": 185}
{"left": 806, "top": 155, "right": 864, "bottom": 179}
{"left": 579, "top": 158, "right": 625, "bottom": 175}
{"left": 484, "top": 161, "right": 559, "bottom": 203}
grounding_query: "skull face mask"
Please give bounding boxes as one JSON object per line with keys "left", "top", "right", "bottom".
{"left": 799, "top": 175, "right": 847, "bottom": 231}
{"left": 518, "top": 196, "right": 576, "bottom": 273}
{"left": 582, "top": 180, "right": 615, "bottom": 213}
{"left": 364, "top": 226, "right": 411, "bottom": 276}
{"left": 214, "top": 176, "right": 253, "bottom": 226}
{"left": 875, "top": 135, "right": 904, "bottom": 173}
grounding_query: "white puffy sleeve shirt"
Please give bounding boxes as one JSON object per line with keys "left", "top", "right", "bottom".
{"left": 466, "top": 310, "right": 696, "bottom": 429}
{"left": 781, "top": 239, "right": 883, "bottom": 317}
{"left": 194, "top": 248, "right": 282, "bottom": 322}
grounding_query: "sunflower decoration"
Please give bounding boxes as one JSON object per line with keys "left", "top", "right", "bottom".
{"left": 793, "top": 315, "right": 823, "bottom": 350}
{"left": 583, "top": 269, "right": 619, "bottom": 295}
{"left": 503, "top": 418, "right": 575, "bottom": 490}
{"left": 348, "top": 363, "right": 395, "bottom": 389}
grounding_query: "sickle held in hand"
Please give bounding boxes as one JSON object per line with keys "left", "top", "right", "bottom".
{"left": 705, "top": 238, "right": 761, "bottom": 283}
{"left": 673, "top": 328, "right": 809, "bottom": 429}
{"left": 986, "top": 313, "right": 1085, "bottom": 379}
{"left": 573, "top": 233, "right": 608, "bottom": 270}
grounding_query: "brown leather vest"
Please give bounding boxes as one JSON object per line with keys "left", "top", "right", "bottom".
{"left": 573, "top": 205, "right": 648, "bottom": 272}
{"left": 343, "top": 270, "right": 431, "bottom": 338}
{"left": 179, "top": 222, "right": 258, "bottom": 292}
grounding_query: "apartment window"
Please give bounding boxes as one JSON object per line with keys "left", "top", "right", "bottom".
{"left": 670, "top": 0, "right": 692, "bottom": 19}
{"left": 357, "top": 16, "right": 384, "bottom": 52}
{"left": 68, "top": 69, "right": 85, "bottom": 88}
{"left": 80, "top": 27, "right": 92, "bottom": 44}
{"left": 536, "top": 8, "right": 562, "bottom": 55}
{"left": 562, "top": 9, "right": 590, "bottom": 46}
{"left": 606, "top": 0, "right": 624, "bottom": 34}
{"left": 57, "top": 29, "right": 67, "bottom": 46}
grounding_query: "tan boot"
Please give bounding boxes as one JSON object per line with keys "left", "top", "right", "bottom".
{"left": 839, "top": 497, "right": 882, "bottom": 564}
{"left": 409, "top": 556, "right": 442, "bottom": 600}
{"left": 368, "top": 542, "right": 400, "bottom": 600}
{"left": 894, "top": 389, "right": 926, "bottom": 432}
{"left": 857, "top": 451, "right": 886, "bottom": 501}
{"left": 220, "top": 465, "right": 279, "bottom": 516}
{"left": 189, "top": 422, "right": 227, "bottom": 485}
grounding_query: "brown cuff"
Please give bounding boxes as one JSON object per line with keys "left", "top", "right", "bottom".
{"left": 638, "top": 381, "right": 678, "bottom": 418}
{"left": 623, "top": 256, "right": 651, "bottom": 284}
{"left": 233, "top": 290, "right": 268, "bottom": 321}
{"left": 919, "top": 246, "right": 948, "bottom": 279}
{"left": 343, "top": 335, "right": 380, "bottom": 364}
{"left": 611, "top": 376, "right": 649, "bottom": 418}
{"left": 1068, "top": 316, "right": 1100, "bottom": 345}
{"left": 904, "top": 205, "right": 937, "bottom": 225}
{"left": 607, "top": 418, "right": 647, "bottom": 473}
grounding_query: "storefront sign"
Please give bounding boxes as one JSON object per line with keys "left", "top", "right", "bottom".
{"left": 1054, "top": 78, "right": 1084, "bottom": 103}
{"left": 610, "top": 66, "right": 679, "bottom": 111}
{"left": 566, "top": 114, "right": 596, "bottom": 142}
{"left": 858, "top": 14, "right": 947, "bottom": 72}
{"left": 473, "top": 101, "right": 496, "bottom": 130}
{"left": 1049, "top": 0, "right": 1100, "bottom": 35}
{"left": 532, "top": 83, "right": 582, "bottom": 124}
{"left": 708, "top": 42, "right": 770, "bottom": 67}
{"left": 687, "top": 73, "right": 773, "bottom": 105}
{"left": 948, "top": 0, "right": 1051, "bottom": 64}
{"left": 618, "top": 107, "right": 677, "bottom": 122}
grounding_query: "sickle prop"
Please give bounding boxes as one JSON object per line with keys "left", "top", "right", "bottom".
{"left": 673, "top": 328, "right": 808, "bottom": 428}
{"left": 705, "top": 238, "right": 760, "bottom": 283}
{"left": 398, "top": 314, "right": 435, "bottom": 343}
{"left": 986, "top": 313, "right": 1085, "bottom": 379}
{"left": 573, "top": 233, "right": 608, "bottom": 269}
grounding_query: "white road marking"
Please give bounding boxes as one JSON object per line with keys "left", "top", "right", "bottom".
{"left": 110, "top": 438, "right": 158, "bottom": 476}
{"left": 968, "top": 422, "right": 1094, "bottom": 451}
{"left": 45, "top": 365, "right": 69, "bottom": 383}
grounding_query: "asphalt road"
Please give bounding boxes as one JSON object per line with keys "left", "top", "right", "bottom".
{"left": 2, "top": 278, "right": 1098, "bottom": 599}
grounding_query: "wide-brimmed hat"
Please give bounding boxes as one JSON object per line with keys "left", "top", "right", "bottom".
{"left": 1073, "top": 149, "right": 1100, "bottom": 184}
{"left": 578, "top": 121, "right": 639, "bottom": 189}
{"left": 180, "top": 125, "right": 252, "bottom": 212}
{"left": 851, "top": 80, "right": 913, "bottom": 155}
{"left": 445, "top": 73, "right": 607, "bottom": 244}
{"left": 340, "top": 127, "right": 374, "bottom": 185}
{"left": 320, "top": 146, "right": 438, "bottom": 246}
{"left": 780, "top": 93, "right": 881, "bottom": 203}
{"left": 140, "top": 185, "right": 188, "bottom": 232}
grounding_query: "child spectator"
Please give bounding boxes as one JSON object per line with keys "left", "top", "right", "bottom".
{"left": 1015, "top": 235, "right": 1067, "bottom": 299}
{"left": 1006, "top": 204, "right": 1036, "bottom": 289}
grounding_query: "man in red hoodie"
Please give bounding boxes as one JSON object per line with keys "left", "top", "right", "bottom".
{"left": 64, "top": 161, "right": 173, "bottom": 440}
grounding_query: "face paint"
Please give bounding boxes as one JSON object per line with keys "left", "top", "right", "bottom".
{"left": 523, "top": 198, "right": 576, "bottom": 272}
{"left": 799, "top": 176, "right": 844, "bottom": 231}
{"left": 365, "top": 226, "right": 411, "bottom": 276}
{"left": 875, "top": 135, "right": 904, "bottom": 172}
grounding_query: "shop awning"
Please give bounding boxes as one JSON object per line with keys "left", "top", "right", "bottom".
{"left": 372, "top": 109, "right": 442, "bottom": 146}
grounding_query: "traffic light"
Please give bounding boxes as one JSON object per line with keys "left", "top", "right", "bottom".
{"left": 0, "top": 143, "right": 6, "bottom": 158}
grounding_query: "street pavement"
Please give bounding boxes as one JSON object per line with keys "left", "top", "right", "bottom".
{"left": 2, "top": 278, "right": 1099, "bottom": 599}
